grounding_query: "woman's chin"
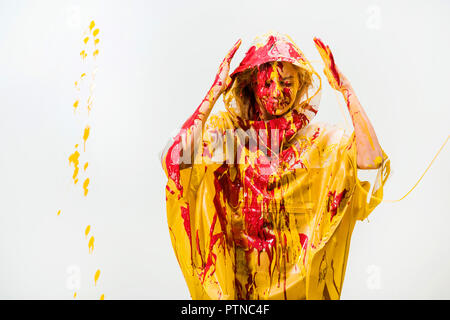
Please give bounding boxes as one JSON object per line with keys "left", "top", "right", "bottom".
{"left": 268, "top": 105, "right": 290, "bottom": 116}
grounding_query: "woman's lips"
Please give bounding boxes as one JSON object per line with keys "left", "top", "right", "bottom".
{"left": 264, "top": 98, "right": 289, "bottom": 108}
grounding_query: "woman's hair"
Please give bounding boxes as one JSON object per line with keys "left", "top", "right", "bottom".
{"left": 230, "top": 62, "right": 313, "bottom": 120}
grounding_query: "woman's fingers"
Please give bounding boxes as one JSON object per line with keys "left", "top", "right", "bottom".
{"left": 313, "top": 37, "right": 342, "bottom": 89}
{"left": 224, "top": 39, "right": 242, "bottom": 65}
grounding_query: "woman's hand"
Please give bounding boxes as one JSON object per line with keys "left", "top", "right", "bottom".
{"left": 314, "top": 37, "right": 349, "bottom": 91}
{"left": 313, "top": 37, "right": 383, "bottom": 169}
{"left": 162, "top": 39, "right": 242, "bottom": 177}
{"left": 209, "top": 39, "right": 242, "bottom": 101}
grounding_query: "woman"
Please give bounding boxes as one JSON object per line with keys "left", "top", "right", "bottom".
{"left": 161, "top": 32, "right": 390, "bottom": 300}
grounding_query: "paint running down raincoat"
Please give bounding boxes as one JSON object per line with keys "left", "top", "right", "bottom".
{"left": 162, "top": 33, "right": 390, "bottom": 300}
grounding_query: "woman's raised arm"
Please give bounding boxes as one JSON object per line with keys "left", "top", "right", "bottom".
{"left": 161, "top": 40, "right": 241, "bottom": 190}
{"left": 314, "top": 38, "right": 383, "bottom": 169}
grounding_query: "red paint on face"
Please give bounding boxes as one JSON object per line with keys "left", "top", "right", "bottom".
{"left": 254, "top": 62, "right": 294, "bottom": 115}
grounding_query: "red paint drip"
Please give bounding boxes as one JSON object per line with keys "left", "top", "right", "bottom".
{"left": 180, "top": 204, "right": 191, "bottom": 242}
{"left": 299, "top": 233, "right": 308, "bottom": 265}
{"left": 327, "top": 189, "right": 347, "bottom": 221}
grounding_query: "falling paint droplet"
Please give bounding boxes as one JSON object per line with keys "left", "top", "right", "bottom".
{"left": 93, "top": 28, "right": 100, "bottom": 37}
{"left": 94, "top": 38, "right": 100, "bottom": 46}
{"left": 81, "top": 73, "right": 86, "bottom": 79}
{"left": 85, "top": 225, "right": 91, "bottom": 238}
{"left": 73, "top": 100, "right": 79, "bottom": 110}
{"left": 88, "top": 236, "right": 94, "bottom": 253}
{"left": 100, "top": 294, "right": 104, "bottom": 300}
{"left": 93, "top": 49, "right": 99, "bottom": 58}
{"left": 57, "top": 210, "right": 61, "bottom": 216}
{"left": 83, "top": 36, "right": 89, "bottom": 44}
{"left": 83, "top": 126, "right": 90, "bottom": 151}
{"left": 83, "top": 178, "right": 90, "bottom": 196}
{"left": 94, "top": 269, "right": 101, "bottom": 285}
{"left": 74, "top": 292, "right": 77, "bottom": 298}
{"left": 89, "top": 21, "right": 95, "bottom": 31}
{"left": 68, "top": 149, "right": 80, "bottom": 184}
{"left": 80, "top": 50, "right": 87, "bottom": 60}
{"left": 84, "top": 162, "right": 88, "bottom": 171}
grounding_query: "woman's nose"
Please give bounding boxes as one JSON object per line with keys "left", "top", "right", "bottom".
{"left": 270, "top": 81, "right": 282, "bottom": 98}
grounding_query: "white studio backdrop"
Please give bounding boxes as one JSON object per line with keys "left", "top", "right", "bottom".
{"left": 0, "top": 0, "right": 449, "bottom": 299}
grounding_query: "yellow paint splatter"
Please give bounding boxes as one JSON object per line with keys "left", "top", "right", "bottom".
{"left": 57, "top": 209, "right": 61, "bottom": 216}
{"left": 83, "top": 126, "right": 90, "bottom": 151}
{"left": 100, "top": 294, "right": 104, "bottom": 300}
{"left": 81, "top": 73, "right": 86, "bottom": 79}
{"left": 84, "top": 162, "right": 88, "bottom": 171}
{"left": 374, "top": 156, "right": 382, "bottom": 166}
{"left": 80, "top": 50, "right": 87, "bottom": 60}
{"left": 83, "top": 178, "right": 90, "bottom": 196}
{"left": 89, "top": 20, "right": 95, "bottom": 31}
{"left": 93, "top": 28, "right": 100, "bottom": 37}
{"left": 73, "top": 100, "right": 79, "bottom": 110}
{"left": 93, "top": 49, "right": 99, "bottom": 58}
{"left": 94, "top": 38, "right": 100, "bottom": 45}
{"left": 94, "top": 269, "right": 101, "bottom": 285}
{"left": 87, "top": 96, "right": 92, "bottom": 113}
{"left": 68, "top": 149, "right": 80, "bottom": 184}
{"left": 88, "top": 236, "right": 95, "bottom": 253}
{"left": 83, "top": 36, "right": 89, "bottom": 44}
{"left": 85, "top": 225, "right": 90, "bottom": 238}
{"left": 74, "top": 292, "right": 77, "bottom": 298}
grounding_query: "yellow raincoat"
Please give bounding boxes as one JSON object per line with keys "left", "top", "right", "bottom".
{"left": 162, "top": 33, "right": 390, "bottom": 300}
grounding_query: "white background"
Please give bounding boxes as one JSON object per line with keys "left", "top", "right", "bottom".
{"left": 0, "top": 0, "right": 449, "bottom": 299}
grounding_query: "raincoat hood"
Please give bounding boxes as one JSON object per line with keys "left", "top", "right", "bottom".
{"left": 223, "top": 32, "right": 322, "bottom": 143}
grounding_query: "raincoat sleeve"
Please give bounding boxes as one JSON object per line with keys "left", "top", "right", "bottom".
{"left": 162, "top": 113, "right": 237, "bottom": 299}
{"left": 344, "top": 131, "right": 390, "bottom": 221}
{"left": 303, "top": 125, "right": 390, "bottom": 299}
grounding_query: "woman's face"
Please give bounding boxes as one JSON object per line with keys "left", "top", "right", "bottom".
{"left": 253, "top": 61, "right": 300, "bottom": 118}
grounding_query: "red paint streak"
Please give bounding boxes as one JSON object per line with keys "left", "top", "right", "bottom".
{"left": 165, "top": 185, "right": 175, "bottom": 195}
{"left": 327, "top": 189, "right": 347, "bottom": 221}
{"left": 311, "top": 127, "right": 321, "bottom": 141}
{"left": 180, "top": 204, "right": 191, "bottom": 242}
{"left": 165, "top": 135, "right": 184, "bottom": 197}
{"left": 299, "top": 233, "right": 308, "bottom": 265}
{"left": 200, "top": 213, "right": 226, "bottom": 283}
{"left": 195, "top": 230, "right": 204, "bottom": 267}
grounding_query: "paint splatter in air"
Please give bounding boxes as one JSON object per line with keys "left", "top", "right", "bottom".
{"left": 85, "top": 225, "right": 91, "bottom": 238}
{"left": 94, "top": 269, "right": 101, "bottom": 285}
{"left": 88, "top": 235, "right": 95, "bottom": 254}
